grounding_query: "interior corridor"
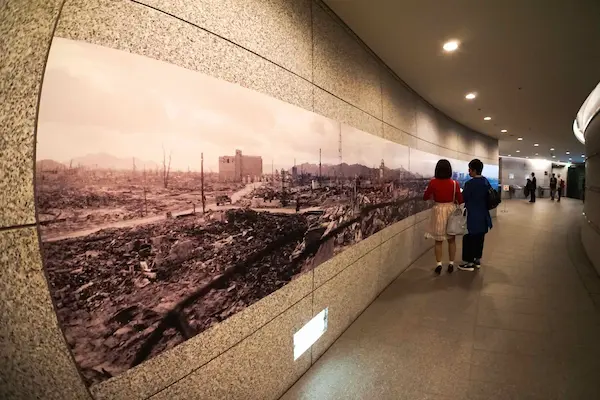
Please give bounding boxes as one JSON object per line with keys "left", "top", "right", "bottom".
{"left": 281, "top": 199, "right": 600, "bottom": 400}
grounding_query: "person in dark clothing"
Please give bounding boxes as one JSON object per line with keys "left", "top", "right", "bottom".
{"left": 459, "top": 159, "right": 493, "bottom": 271}
{"left": 549, "top": 173, "right": 558, "bottom": 201}
{"left": 557, "top": 174, "right": 565, "bottom": 202}
{"left": 529, "top": 172, "right": 537, "bottom": 203}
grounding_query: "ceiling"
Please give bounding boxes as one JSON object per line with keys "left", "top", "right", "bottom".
{"left": 324, "top": 0, "right": 600, "bottom": 163}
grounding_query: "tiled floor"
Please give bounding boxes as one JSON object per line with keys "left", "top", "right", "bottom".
{"left": 281, "top": 199, "right": 600, "bottom": 400}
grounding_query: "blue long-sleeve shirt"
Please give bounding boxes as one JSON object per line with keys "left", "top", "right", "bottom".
{"left": 463, "top": 177, "right": 493, "bottom": 235}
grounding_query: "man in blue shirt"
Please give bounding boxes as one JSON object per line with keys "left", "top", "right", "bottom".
{"left": 459, "top": 159, "right": 493, "bottom": 271}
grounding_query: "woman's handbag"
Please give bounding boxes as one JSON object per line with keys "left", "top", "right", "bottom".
{"left": 446, "top": 180, "right": 468, "bottom": 236}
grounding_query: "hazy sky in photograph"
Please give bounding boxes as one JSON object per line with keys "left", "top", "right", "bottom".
{"left": 37, "top": 38, "right": 341, "bottom": 172}
{"left": 342, "top": 124, "right": 408, "bottom": 170}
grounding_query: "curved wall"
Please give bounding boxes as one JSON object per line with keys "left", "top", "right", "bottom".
{"left": 582, "top": 111, "right": 600, "bottom": 274}
{"left": 1, "top": 1, "right": 498, "bottom": 399}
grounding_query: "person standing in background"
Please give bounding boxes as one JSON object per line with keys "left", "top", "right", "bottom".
{"left": 557, "top": 174, "right": 565, "bottom": 202}
{"left": 459, "top": 159, "right": 492, "bottom": 271}
{"left": 549, "top": 173, "right": 558, "bottom": 201}
{"left": 529, "top": 172, "right": 537, "bottom": 203}
{"left": 423, "top": 159, "right": 464, "bottom": 275}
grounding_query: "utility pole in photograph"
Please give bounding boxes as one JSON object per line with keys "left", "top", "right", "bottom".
{"left": 319, "top": 148, "right": 322, "bottom": 184}
{"left": 142, "top": 166, "right": 148, "bottom": 216}
{"left": 201, "top": 152, "right": 206, "bottom": 214}
{"left": 338, "top": 132, "right": 343, "bottom": 188}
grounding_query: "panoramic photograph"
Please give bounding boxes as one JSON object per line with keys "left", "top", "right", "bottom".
{"left": 36, "top": 38, "right": 431, "bottom": 386}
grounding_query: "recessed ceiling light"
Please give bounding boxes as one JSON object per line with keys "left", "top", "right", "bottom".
{"left": 566, "top": 151, "right": 570, "bottom": 155}
{"left": 582, "top": 154, "right": 585, "bottom": 158}
{"left": 501, "top": 129, "right": 508, "bottom": 133}
{"left": 569, "top": 158, "right": 572, "bottom": 161}
{"left": 535, "top": 153, "right": 539, "bottom": 156}
{"left": 533, "top": 143, "right": 539, "bottom": 147}
{"left": 516, "top": 150, "right": 520, "bottom": 153}
{"left": 517, "top": 137, "right": 523, "bottom": 141}
{"left": 550, "top": 148, "right": 555, "bottom": 151}
{"left": 443, "top": 40, "right": 460, "bottom": 52}
{"left": 484, "top": 116, "right": 491, "bottom": 121}
{"left": 526, "top": 156, "right": 529, "bottom": 159}
{"left": 508, "top": 154, "right": 512, "bottom": 157}
{"left": 552, "top": 155, "right": 556, "bottom": 158}
{"left": 465, "top": 93, "right": 476, "bottom": 100}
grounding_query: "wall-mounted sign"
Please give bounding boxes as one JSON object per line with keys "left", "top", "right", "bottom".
{"left": 503, "top": 185, "right": 510, "bottom": 192}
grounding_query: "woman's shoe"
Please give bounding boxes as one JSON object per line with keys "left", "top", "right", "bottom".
{"left": 435, "top": 265, "right": 442, "bottom": 275}
{"left": 448, "top": 264, "right": 454, "bottom": 273}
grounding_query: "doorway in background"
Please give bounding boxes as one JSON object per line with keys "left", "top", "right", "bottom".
{"left": 567, "top": 163, "right": 585, "bottom": 199}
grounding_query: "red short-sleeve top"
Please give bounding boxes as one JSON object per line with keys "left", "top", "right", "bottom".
{"left": 423, "top": 178, "right": 464, "bottom": 204}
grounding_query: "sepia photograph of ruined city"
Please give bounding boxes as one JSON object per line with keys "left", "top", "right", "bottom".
{"left": 34, "top": 38, "right": 494, "bottom": 387}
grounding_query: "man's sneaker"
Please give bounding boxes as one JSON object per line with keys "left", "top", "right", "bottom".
{"left": 458, "top": 263, "right": 475, "bottom": 271}
{"left": 474, "top": 259, "right": 481, "bottom": 269}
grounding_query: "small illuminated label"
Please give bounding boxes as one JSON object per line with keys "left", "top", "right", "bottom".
{"left": 293, "top": 308, "right": 328, "bottom": 360}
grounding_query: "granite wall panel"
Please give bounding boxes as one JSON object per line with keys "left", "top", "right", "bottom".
{"left": 314, "top": 87, "right": 383, "bottom": 137}
{"left": 149, "top": 296, "right": 313, "bottom": 400}
{"left": 136, "top": 0, "right": 313, "bottom": 80}
{"left": 0, "top": 227, "right": 91, "bottom": 400}
{"left": 381, "top": 71, "right": 417, "bottom": 135}
{"left": 0, "top": 0, "right": 63, "bottom": 227}
{"left": 312, "top": 2, "right": 382, "bottom": 118}
{"left": 311, "top": 247, "right": 382, "bottom": 360}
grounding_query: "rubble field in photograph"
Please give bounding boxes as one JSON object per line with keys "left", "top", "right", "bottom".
{"left": 36, "top": 169, "right": 246, "bottom": 238}
{"left": 43, "top": 183, "right": 428, "bottom": 386}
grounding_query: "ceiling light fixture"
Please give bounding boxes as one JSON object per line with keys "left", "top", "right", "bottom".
{"left": 465, "top": 93, "right": 476, "bottom": 100}
{"left": 533, "top": 143, "right": 539, "bottom": 147}
{"left": 582, "top": 154, "right": 585, "bottom": 158}
{"left": 552, "top": 155, "right": 556, "bottom": 158}
{"left": 517, "top": 137, "right": 523, "bottom": 141}
{"left": 566, "top": 151, "right": 570, "bottom": 155}
{"left": 569, "top": 158, "right": 572, "bottom": 161}
{"left": 508, "top": 154, "right": 512, "bottom": 157}
{"left": 501, "top": 129, "right": 508, "bottom": 133}
{"left": 550, "top": 148, "right": 555, "bottom": 151}
{"left": 535, "top": 153, "right": 539, "bottom": 156}
{"left": 443, "top": 40, "right": 460, "bottom": 52}
{"left": 484, "top": 116, "right": 491, "bottom": 121}
{"left": 516, "top": 150, "right": 520, "bottom": 153}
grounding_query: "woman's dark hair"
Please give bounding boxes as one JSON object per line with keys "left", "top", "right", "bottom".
{"left": 468, "top": 159, "right": 484, "bottom": 175}
{"left": 434, "top": 159, "right": 452, "bottom": 179}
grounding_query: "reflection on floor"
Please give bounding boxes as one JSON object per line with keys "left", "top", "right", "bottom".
{"left": 281, "top": 199, "right": 600, "bottom": 400}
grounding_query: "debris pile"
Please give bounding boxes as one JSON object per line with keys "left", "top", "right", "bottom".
{"left": 43, "top": 208, "right": 308, "bottom": 386}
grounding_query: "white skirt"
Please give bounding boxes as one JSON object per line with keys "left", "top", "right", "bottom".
{"left": 424, "top": 202, "right": 458, "bottom": 241}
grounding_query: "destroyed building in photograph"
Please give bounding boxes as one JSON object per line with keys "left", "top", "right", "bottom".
{"left": 218, "top": 149, "right": 263, "bottom": 182}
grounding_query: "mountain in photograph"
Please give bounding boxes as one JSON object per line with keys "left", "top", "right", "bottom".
{"left": 36, "top": 159, "right": 67, "bottom": 171}
{"left": 291, "top": 162, "right": 410, "bottom": 178}
{"left": 69, "top": 153, "right": 160, "bottom": 170}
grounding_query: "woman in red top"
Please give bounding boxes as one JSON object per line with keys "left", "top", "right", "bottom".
{"left": 423, "top": 159, "right": 464, "bottom": 274}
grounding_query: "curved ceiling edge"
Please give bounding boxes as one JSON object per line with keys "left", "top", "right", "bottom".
{"left": 575, "top": 81, "right": 600, "bottom": 143}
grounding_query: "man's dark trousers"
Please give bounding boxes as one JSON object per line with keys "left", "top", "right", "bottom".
{"left": 463, "top": 233, "right": 486, "bottom": 263}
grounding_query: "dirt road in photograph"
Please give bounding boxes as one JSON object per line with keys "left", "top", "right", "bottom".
{"left": 43, "top": 182, "right": 323, "bottom": 242}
